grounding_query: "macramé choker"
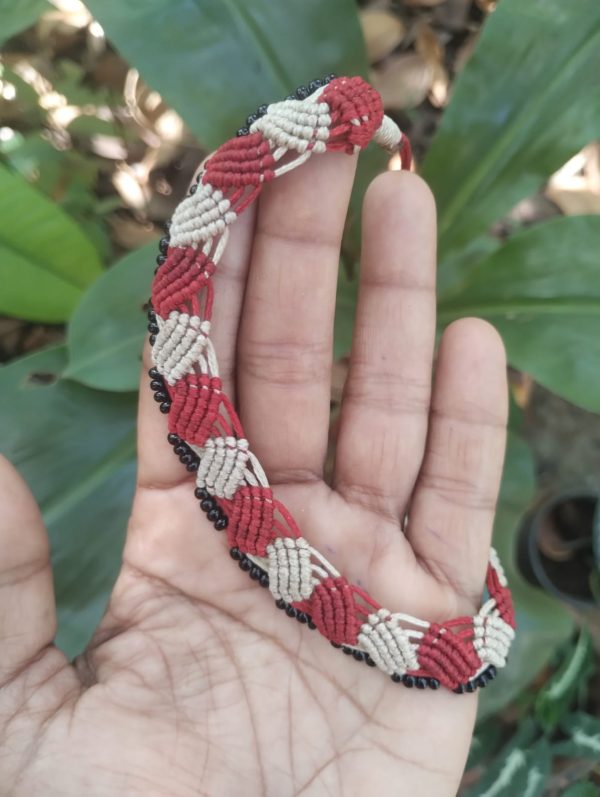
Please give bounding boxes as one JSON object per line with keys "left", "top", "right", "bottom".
{"left": 146, "top": 75, "right": 516, "bottom": 694}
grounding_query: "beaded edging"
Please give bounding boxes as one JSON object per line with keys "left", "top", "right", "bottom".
{"left": 146, "top": 75, "right": 516, "bottom": 694}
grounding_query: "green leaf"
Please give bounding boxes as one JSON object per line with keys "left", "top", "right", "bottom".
{"left": 439, "top": 216, "right": 600, "bottom": 412}
{"left": 0, "top": 346, "right": 137, "bottom": 656}
{"left": 553, "top": 712, "right": 600, "bottom": 759}
{"left": 0, "top": 0, "right": 50, "bottom": 46}
{"left": 535, "top": 630, "right": 594, "bottom": 731}
{"left": 421, "top": 0, "right": 600, "bottom": 258}
{"left": 65, "top": 242, "right": 156, "bottom": 391}
{"left": 464, "top": 723, "right": 551, "bottom": 797}
{"left": 0, "top": 163, "right": 103, "bottom": 322}
{"left": 83, "top": 0, "right": 369, "bottom": 148}
{"left": 563, "top": 782, "right": 600, "bottom": 797}
{"left": 478, "top": 430, "right": 574, "bottom": 721}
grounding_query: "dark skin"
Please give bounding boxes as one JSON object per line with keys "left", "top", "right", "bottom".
{"left": 0, "top": 158, "right": 507, "bottom": 796}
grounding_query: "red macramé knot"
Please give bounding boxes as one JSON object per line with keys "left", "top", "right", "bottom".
{"left": 227, "top": 485, "right": 275, "bottom": 556}
{"left": 487, "top": 566, "right": 516, "bottom": 628}
{"left": 152, "top": 247, "right": 215, "bottom": 317}
{"left": 310, "top": 576, "right": 360, "bottom": 645}
{"left": 202, "top": 132, "right": 276, "bottom": 190}
{"left": 168, "top": 374, "right": 224, "bottom": 446}
{"left": 320, "top": 76, "right": 384, "bottom": 154}
{"left": 417, "top": 623, "right": 482, "bottom": 690}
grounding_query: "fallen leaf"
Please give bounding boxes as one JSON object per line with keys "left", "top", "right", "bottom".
{"left": 360, "top": 9, "right": 406, "bottom": 63}
{"left": 372, "top": 53, "right": 434, "bottom": 110}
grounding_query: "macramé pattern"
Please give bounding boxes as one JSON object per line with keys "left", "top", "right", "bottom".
{"left": 148, "top": 76, "right": 516, "bottom": 693}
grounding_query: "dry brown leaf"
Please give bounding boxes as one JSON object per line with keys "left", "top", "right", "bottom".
{"left": 432, "top": 0, "right": 471, "bottom": 32}
{"left": 546, "top": 188, "right": 600, "bottom": 216}
{"left": 360, "top": 9, "right": 406, "bottom": 63}
{"left": 415, "top": 21, "right": 444, "bottom": 65}
{"left": 546, "top": 144, "right": 600, "bottom": 215}
{"left": 402, "top": 0, "right": 445, "bottom": 7}
{"left": 372, "top": 53, "right": 434, "bottom": 110}
{"left": 475, "top": 0, "right": 497, "bottom": 12}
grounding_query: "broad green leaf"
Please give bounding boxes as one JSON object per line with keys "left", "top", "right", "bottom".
{"left": 0, "top": 0, "right": 50, "bottom": 46}
{"left": 83, "top": 0, "right": 368, "bottom": 149}
{"left": 478, "top": 430, "right": 573, "bottom": 721}
{"left": 421, "top": 0, "right": 600, "bottom": 258}
{"left": 0, "top": 164, "right": 103, "bottom": 322}
{"left": 65, "top": 242, "right": 156, "bottom": 391}
{"left": 553, "top": 712, "right": 600, "bottom": 759}
{"left": 535, "top": 630, "right": 594, "bottom": 731}
{"left": 563, "top": 782, "right": 600, "bottom": 797}
{"left": 464, "top": 722, "right": 550, "bottom": 797}
{"left": 439, "top": 216, "right": 600, "bottom": 412}
{"left": 0, "top": 346, "right": 137, "bottom": 656}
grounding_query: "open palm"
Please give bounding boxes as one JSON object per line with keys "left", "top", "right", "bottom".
{"left": 0, "top": 155, "right": 507, "bottom": 797}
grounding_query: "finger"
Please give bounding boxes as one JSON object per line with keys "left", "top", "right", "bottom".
{"left": 334, "top": 171, "right": 437, "bottom": 519}
{"left": 237, "top": 150, "right": 357, "bottom": 481}
{"left": 408, "top": 318, "right": 508, "bottom": 607}
{"left": 0, "top": 456, "right": 56, "bottom": 684}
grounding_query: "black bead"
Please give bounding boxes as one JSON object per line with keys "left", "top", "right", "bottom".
{"left": 453, "top": 683, "right": 466, "bottom": 694}
{"left": 189, "top": 183, "right": 197, "bottom": 195}
{"left": 148, "top": 367, "right": 159, "bottom": 379}
{"left": 239, "top": 557, "right": 252, "bottom": 572}
{"left": 207, "top": 508, "right": 220, "bottom": 522}
{"left": 154, "top": 392, "right": 167, "bottom": 403}
{"left": 364, "top": 654, "right": 376, "bottom": 667}
{"left": 159, "top": 236, "right": 170, "bottom": 254}
{"left": 275, "top": 598, "right": 287, "bottom": 610}
{"left": 237, "top": 126, "right": 249, "bottom": 136}
{"left": 330, "top": 641, "right": 342, "bottom": 649}
{"left": 214, "top": 516, "right": 228, "bottom": 531}
{"left": 428, "top": 678, "right": 441, "bottom": 690}
{"left": 200, "top": 499, "right": 215, "bottom": 513}
{"left": 249, "top": 566, "right": 262, "bottom": 581}
{"left": 285, "top": 605, "right": 297, "bottom": 618}
{"left": 186, "top": 461, "right": 199, "bottom": 472}
{"left": 475, "top": 674, "right": 488, "bottom": 689}
{"left": 229, "top": 547, "right": 242, "bottom": 560}
{"left": 325, "top": 73, "right": 336, "bottom": 83}
{"left": 246, "top": 113, "right": 258, "bottom": 126}
{"left": 307, "top": 620, "right": 317, "bottom": 630}
{"left": 486, "top": 665, "right": 497, "bottom": 680}
{"left": 163, "top": 220, "right": 171, "bottom": 232}
{"left": 156, "top": 254, "right": 167, "bottom": 266}
{"left": 159, "top": 402, "right": 171, "bottom": 413}
{"left": 148, "top": 323, "right": 160, "bottom": 334}
{"left": 149, "top": 334, "right": 156, "bottom": 345}
{"left": 150, "top": 379, "right": 163, "bottom": 391}
{"left": 415, "top": 677, "right": 428, "bottom": 690}
{"left": 391, "top": 673, "right": 402, "bottom": 683}
{"left": 296, "top": 612, "right": 308, "bottom": 624}
{"left": 194, "top": 486, "right": 209, "bottom": 499}
{"left": 180, "top": 453, "right": 193, "bottom": 466}
{"left": 147, "top": 308, "right": 155, "bottom": 320}
{"left": 257, "top": 104, "right": 268, "bottom": 116}
{"left": 308, "top": 79, "right": 323, "bottom": 93}
{"left": 167, "top": 433, "right": 180, "bottom": 445}
{"left": 295, "top": 85, "right": 309, "bottom": 99}
{"left": 259, "top": 573, "right": 270, "bottom": 588}
{"left": 402, "top": 675, "right": 415, "bottom": 688}
{"left": 341, "top": 646, "right": 353, "bottom": 656}
{"left": 352, "top": 650, "right": 364, "bottom": 662}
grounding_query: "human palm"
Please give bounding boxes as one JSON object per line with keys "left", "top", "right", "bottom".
{"left": 0, "top": 154, "right": 507, "bottom": 796}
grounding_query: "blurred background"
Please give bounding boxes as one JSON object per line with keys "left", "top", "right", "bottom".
{"left": 1, "top": 0, "right": 599, "bottom": 793}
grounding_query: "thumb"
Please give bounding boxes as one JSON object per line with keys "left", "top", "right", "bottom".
{"left": 0, "top": 456, "right": 56, "bottom": 685}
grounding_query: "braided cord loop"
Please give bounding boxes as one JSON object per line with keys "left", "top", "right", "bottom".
{"left": 148, "top": 76, "right": 515, "bottom": 693}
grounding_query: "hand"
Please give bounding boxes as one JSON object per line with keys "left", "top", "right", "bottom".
{"left": 0, "top": 154, "right": 507, "bottom": 797}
